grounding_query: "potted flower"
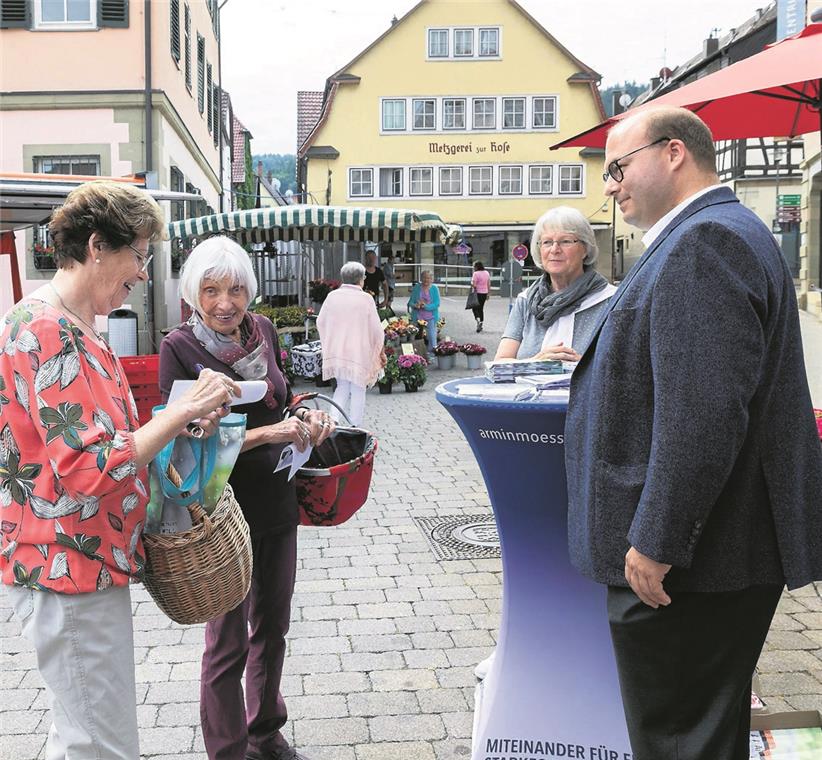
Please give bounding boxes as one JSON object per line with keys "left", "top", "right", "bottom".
{"left": 308, "top": 278, "right": 341, "bottom": 309}
{"left": 397, "top": 354, "right": 428, "bottom": 392}
{"left": 460, "top": 343, "right": 488, "bottom": 370}
{"left": 378, "top": 350, "right": 400, "bottom": 394}
{"left": 433, "top": 340, "right": 460, "bottom": 370}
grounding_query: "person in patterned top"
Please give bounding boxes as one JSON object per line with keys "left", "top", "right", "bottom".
{"left": 0, "top": 181, "right": 237, "bottom": 760}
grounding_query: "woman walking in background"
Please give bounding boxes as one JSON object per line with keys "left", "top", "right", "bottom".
{"left": 317, "top": 262, "right": 386, "bottom": 427}
{"left": 470, "top": 260, "right": 491, "bottom": 332}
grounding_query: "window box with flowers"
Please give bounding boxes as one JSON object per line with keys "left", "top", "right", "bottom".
{"left": 397, "top": 353, "right": 428, "bottom": 392}
{"left": 433, "top": 340, "right": 460, "bottom": 370}
{"left": 460, "top": 343, "right": 487, "bottom": 370}
{"left": 32, "top": 243, "right": 57, "bottom": 271}
{"left": 377, "top": 349, "right": 401, "bottom": 394}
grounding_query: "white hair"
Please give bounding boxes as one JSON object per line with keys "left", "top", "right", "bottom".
{"left": 341, "top": 261, "right": 366, "bottom": 284}
{"left": 179, "top": 236, "right": 258, "bottom": 311}
{"left": 529, "top": 206, "right": 599, "bottom": 270}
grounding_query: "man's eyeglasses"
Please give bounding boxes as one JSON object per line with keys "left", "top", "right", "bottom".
{"left": 539, "top": 238, "right": 579, "bottom": 250}
{"left": 126, "top": 243, "right": 153, "bottom": 272}
{"left": 603, "top": 137, "right": 671, "bottom": 183}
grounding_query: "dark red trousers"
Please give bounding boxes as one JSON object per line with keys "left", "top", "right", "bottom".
{"left": 200, "top": 525, "right": 298, "bottom": 760}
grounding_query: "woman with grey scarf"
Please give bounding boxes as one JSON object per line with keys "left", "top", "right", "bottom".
{"left": 495, "top": 206, "right": 616, "bottom": 363}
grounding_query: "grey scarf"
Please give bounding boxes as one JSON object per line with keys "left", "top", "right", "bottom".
{"left": 526, "top": 269, "right": 609, "bottom": 325}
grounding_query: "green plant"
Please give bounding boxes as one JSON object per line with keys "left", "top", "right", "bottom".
{"left": 379, "top": 352, "right": 400, "bottom": 385}
{"left": 253, "top": 305, "right": 307, "bottom": 327}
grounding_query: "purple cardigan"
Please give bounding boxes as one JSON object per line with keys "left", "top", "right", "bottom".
{"left": 159, "top": 316, "right": 299, "bottom": 535}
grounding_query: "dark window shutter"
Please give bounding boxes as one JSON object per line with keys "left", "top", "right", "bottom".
{"left": 197, "top": 34, "right": 205, "bottom": 115}
{"left": 0, "top": 0, "right": 31, "bottom": 29}
{"left": 212, "top": 84, "right": 220, "bottom": 147}
{"left": 184, "top": 4, "right": 191, "bottom": 91}
{"left": 206, "top": 63, "right": 213, "bottom": 134}
{"left": 169, "top": 0, "right": 180, "bottom": 62}
{"left": 98, "top": 0, "right": 128, "bottom": 28}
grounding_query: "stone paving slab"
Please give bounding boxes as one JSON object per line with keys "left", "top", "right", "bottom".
{"left": 1, "top": 295, "right": 820, "bottom": 759}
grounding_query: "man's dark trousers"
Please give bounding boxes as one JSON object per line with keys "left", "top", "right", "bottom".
{"left": 607, "top": 584, "right": 782, "bottom": 760}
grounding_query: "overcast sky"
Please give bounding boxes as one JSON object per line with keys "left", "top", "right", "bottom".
{"left": 220, "top": 0, "right": 775, "bottom": 154}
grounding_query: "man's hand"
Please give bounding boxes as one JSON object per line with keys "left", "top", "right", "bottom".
{"left": 625, "top": 547, "right": 672, "bottom": 608}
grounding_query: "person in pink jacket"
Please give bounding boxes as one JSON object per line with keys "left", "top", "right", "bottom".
{"left": 317, "top": 262, "right": 386, "bottom": 426}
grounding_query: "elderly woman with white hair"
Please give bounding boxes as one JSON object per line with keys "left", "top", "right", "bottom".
{"left": 159, "top": 236, "right": 335, "bottom": 760}
{"left": 495, "top": 206, "right": 616, "bottom": 362}
{"left": 317, "top": 261, "right": 386, "bottom": 427}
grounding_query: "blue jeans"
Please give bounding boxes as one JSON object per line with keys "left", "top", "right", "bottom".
{"left": 425, "top": 318, "right": 437, "bottom": 353}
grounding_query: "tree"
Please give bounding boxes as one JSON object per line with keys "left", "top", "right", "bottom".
{"left": 252, "top": 154, "right": 297, "bottom": 195}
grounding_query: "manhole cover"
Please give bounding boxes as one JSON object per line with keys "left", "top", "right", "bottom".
{"left": 413, "top": 514, "right": 500, "bottom": 560}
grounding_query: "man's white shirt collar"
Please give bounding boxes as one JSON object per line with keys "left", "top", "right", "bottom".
{"left": 642, "top": 184, "right": 724, "bottom": 248}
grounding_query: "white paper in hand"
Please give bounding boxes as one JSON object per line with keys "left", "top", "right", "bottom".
{"left": 273, "top": 443, "right": 313, "bottom": 481}
{"left": 167, "top": 379, "right": 268, "bottom": 407}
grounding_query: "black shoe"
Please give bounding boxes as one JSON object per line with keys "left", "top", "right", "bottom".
{"left": 246, "top": 747, "right": 311, "bottom": 760}
{"left": 478, "top": 321, "right": 483, "bottom": 333}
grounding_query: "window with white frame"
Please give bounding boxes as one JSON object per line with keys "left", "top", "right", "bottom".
{"left": 439, "top": 167, "right": 462, "bottom": 195}
{"left": 469, "top": 166, "right": 492, "bottom": 195}
{"left": 379, "top": 168, "right": 403, "bottom": 197}
{"left": 529, "top": 165, "right": 553, "bottom": 194}
{"left": 428, "top": 28, "right": 448, "bottom": 57}
{"left": 382, "top": 99, "right": 406, "bottom": 131}
{"left": 33, "top": 154, "right": 101, "bottom": 265}
{"left": 350, "top": 168, "right": 373, "bottom": 197}
{"left": 410, "top": 167, "right": 433, "bottom": 196}
{"left": 442, "top": 98, "right": 466, "bottom": 130}
{"left": 34, "top": 0, "right": 95, "bottom": 28}
{"left": 473, "top": 98, "right": 496, "bottom": 129}
{"left": 478, "top": 28, "right": 499, "bottom": 56}
{"left": 502, "top": 98, "right": 525, "bottom": 129}
{"left": 413, "top": 99, "right": 436, "bottom": 130}
{"left": 533, "top": 97, "right": 557, "bottom": 129}
{"left": 499, "top": 166, "right": 523, "bottom": 194}
{"left": 454, "top": 28, "right": 474, "bottom": 56}
{"left": 558, "top": 165, "right": 583, "bottom": 194}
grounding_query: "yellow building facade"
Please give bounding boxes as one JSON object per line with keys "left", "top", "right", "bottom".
{"left": 298, "top": 0, "right": 611, "bottom": 282}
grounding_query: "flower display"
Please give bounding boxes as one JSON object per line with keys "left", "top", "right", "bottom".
{"left": 459, "top": 343, "right": 487, "bottom": 356}
{"left": 384, "top": 316, "right": 419, "bottom": 341}
{"left": 397, "top": 353, "right": 428, "bottom": 388}
{"left": 433, "top": 340, "right": 460, "bottom": 357}
{"left": 308, "top": 279, "right": 341, "bottom": 304}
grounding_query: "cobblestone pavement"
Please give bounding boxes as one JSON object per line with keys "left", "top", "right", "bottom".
{"left": 1, "top": 294, "right": 820, "bottom": 759}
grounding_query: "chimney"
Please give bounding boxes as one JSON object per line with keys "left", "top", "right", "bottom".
{"left": 256, "top": 160, "right": 263, "bottom": 178}
{"left": 390, "top": 14, "right": 398, "bottom": 25}
{"left": 650, "top": 76, "right": 660, "bottom": 91}
{"left": 703, "top": 37, "right": 719, "bottom": 56}
{"left": 612, "top": 90, "right": 624, "bottom": 115}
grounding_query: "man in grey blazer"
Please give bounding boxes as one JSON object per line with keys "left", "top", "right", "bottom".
{"left": 565, "top": 106, "right": 822, "bottom": 760}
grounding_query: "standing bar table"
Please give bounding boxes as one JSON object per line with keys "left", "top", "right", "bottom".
{"left": 436, "top": 377, "right": 632, "bottom": 760}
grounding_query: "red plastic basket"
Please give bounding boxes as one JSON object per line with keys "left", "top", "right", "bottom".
{"left": 121, "top": 355, "right": 161, "bottom": 427}
{"left": 291, "top": 393, "right": 378, "bottom": 527}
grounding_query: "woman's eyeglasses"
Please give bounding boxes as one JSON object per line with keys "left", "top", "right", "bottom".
{"left": 125, "top": 243, "right": 153, "bottom": 272}
{"left": 539, "top": 238, "right": 579, "bottom": 249}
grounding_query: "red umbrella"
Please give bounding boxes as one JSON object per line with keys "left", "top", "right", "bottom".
{"left": 550, "top": 23, "right": 822, "bottom": 149}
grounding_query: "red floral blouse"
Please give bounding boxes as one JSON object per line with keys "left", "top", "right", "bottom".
{"left": 0, "top": 300, "right": 149, "bottom": 593}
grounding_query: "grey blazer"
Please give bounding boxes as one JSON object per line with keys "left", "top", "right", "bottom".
{"left": 565, "top": 187, "right": 822, "bottom": 592}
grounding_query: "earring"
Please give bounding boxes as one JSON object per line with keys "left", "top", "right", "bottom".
{"left": 95, "top": 258, "right": 101, "bottom": 263}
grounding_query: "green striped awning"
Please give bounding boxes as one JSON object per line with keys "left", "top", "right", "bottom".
{"left": 167, "top": 205, "right": 462, "bottom": 245}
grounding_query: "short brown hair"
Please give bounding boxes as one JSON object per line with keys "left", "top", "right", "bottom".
{"left": 643, "top": 107, "right": 717, "bottom": 174}
{"left": 48, "top": 180, "right": 165, "bottom": 267}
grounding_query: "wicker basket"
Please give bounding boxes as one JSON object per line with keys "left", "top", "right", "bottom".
{"left": 142, "top": 468, "right": 252, "bottom": 625}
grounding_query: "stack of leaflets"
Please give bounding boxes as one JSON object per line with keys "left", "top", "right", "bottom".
{"left": 485, "top": 358, "right": 566, "bottom": 383}
{"left": 749, "top": 727, "right": 822, "bottom": 758}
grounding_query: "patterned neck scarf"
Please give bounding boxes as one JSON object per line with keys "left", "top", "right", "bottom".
{"left": 526, "top": 268, "right": 609, "bottom": 324}
{"left": 189, "top": 312, "right": 281, "bottom": 410}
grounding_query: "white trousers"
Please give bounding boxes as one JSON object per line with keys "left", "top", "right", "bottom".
{"left": 331, "top": 378, "right": 366, "bottom": 427}
{"left": 8, "top": 584, "right": 139, "bottom": 760}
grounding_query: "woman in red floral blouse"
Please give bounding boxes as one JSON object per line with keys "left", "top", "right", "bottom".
{"left": 0, "top": 181, "right": 237, "bottom": 759}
